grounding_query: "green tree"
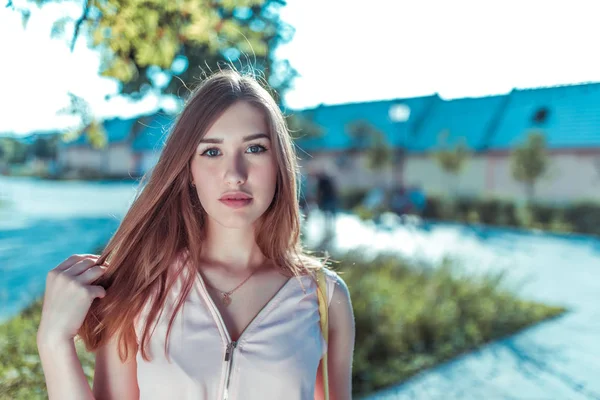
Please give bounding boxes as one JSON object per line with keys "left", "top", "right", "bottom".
{"left": 510, "top": 130, "right": 549, "bottom": 203}
{"left": 30, "top": 135, "right": 58, "bottom": 160}
{"left": 9, "top": 0, "right": 296, "bottom": 145}
{"left": 0, "top": 137, "right": 28, "bottom": 164}
{"left": 59, "top": 94, "right": 108, "bottom": 149}
{"left": 433, "top": 130, "right": 471, "bottom": 195}
{"left": 287, "top": 112, "right": 324, "bottom": 141}
{"left": 345, "top": 120, "right": 393, "bottom": 171}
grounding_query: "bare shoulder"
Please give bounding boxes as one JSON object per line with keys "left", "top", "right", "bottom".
{"left": 93, "top": 333, "right": 139, "bottom": 400}
{"left": 321, "top": 267, "right": 348, "bottom": 294}
{"left": 323, "top": 268, "right": 354, "bottom": 333}
{"left": 321, "top": 267, "right": 355, "bottom": 399}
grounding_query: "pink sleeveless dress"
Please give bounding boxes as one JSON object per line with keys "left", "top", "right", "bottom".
{"left": 133, "top": 259, "right": 339, "bottom": 400}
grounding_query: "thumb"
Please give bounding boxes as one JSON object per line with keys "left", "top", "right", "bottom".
{"left": 90, "top": 285, "right": 107, "bottom": 300}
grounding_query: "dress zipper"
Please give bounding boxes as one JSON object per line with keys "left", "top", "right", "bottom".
{"left": 222, "top": 341, "right": 238, "bottom": 400}
{"left": 196, "top": 272, "right": 293, "bottom": 400}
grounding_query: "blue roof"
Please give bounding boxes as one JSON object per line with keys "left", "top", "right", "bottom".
{"left": 293, "top": 95, "right": 438, "bottom": 151}
{"left": 409, "top": 95, "right": 507, "bottom": 153}
{"left": 104, "top": 118, "right": 137, "bottom": 142}
{"left": 60, "top": 112, "right": 176, "bottom": 150}
{"left": 488, "top": 83, "right": 600, "bottom": 149}
{"left": 131, "top": 112, "right": 175, "bottom": 152}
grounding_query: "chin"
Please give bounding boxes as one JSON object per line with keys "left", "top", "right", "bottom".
{"left": 210, "top": 213, "right": 262, "bottom": 230}
{"left": 203, "top": 200, "right": 271, "bottom": 230}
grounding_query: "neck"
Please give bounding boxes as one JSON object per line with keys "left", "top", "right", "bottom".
{"left": 200, "top": 221, "right": 268, "bottom": 274}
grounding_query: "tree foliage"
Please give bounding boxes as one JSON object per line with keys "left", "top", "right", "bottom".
{"left": 287, "top": 110, "right": 324, "bottom": 141}
{"left": 346, "top": 120, "right": 393, "bottom": 170}
{"left": 8, "top": 0, "right": 297, "bottom": 146}
{"left": 433, "top": 129, "right": 470, "bottom": 175}
{"left": 510, "top": 130, "right": 549, "bottom": 202}
{"left": 58, "top": 93, "right": 108, "bottom": 149}
{"left": 12, "top": 0, "right": 296, "bottom": 97}
{"left": 0, "top": 138, "right": 28, "bottom": 164}
{"left": 30, "top": 135, "right": 59, "bottom": 160}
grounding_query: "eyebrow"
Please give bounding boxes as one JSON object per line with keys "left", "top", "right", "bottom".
{"left": 198, "top": 133, "right": 270, "bottom": 144}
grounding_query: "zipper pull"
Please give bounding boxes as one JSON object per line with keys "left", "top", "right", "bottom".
{"left": 224, "top": 341, "right": 237, "bottom": 362}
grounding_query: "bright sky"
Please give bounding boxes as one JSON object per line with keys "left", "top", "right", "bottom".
{"left": 1, "top": 0, "right": 600, "bottom": 135}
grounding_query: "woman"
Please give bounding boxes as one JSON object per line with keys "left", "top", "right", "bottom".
{"left": 36, "top": 69, "right": 355, "bottom": 400}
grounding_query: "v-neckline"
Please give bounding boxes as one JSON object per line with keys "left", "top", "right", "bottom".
{"left": 195, "top": 271, "right": 297, "bottom": 343}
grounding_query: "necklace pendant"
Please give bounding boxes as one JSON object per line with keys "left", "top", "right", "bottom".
{"left": 222, "top": 293, "right": 232, "bottom": 307}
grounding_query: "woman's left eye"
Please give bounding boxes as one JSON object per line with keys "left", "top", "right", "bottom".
{"left": 247, "top": 144, "right": 267, "bottom": 154}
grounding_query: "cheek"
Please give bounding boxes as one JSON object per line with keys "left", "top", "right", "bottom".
{"left": 252, "top": 161, "right": 277, "bottom": 188}
{"left": 190, "top": 162, "right": 215, "bottom": 199}
{"left": 192, "top": 159, "right": 217, "bottom": 183}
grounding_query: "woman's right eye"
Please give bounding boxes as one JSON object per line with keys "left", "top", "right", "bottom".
{"left": 201, "top": 148, "right": 220, "bottom": 157}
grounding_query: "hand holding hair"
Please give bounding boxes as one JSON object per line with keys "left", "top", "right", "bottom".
{"left": 37, "top": 254, "right": 108, "bottom": 346}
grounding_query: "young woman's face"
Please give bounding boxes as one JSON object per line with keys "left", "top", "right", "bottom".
{"left": 190, "top": 101, "right": 277, "bottom": 229}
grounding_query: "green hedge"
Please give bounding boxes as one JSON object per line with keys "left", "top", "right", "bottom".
{"left": 423, "top": 196, "right": 599, "bottom": 236}
{"left": 338, "top": 187, "right": 369, "bottom": 210}
{"left": 337, "top": 188, "right": 600, "bottom": 237}
{"left": 0, "top": 251, "right": 565, "bottom": 399}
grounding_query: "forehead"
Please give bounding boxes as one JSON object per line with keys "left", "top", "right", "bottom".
{"left": 204, "top": 101, "right": 269, "bottom": 139}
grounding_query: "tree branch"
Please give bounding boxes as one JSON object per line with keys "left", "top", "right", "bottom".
{"left": 70, "top": 0, "right": 92, "bottom": 52}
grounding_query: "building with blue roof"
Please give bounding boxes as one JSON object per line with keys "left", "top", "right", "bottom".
{"left": 295, "top": 83, "right": 600, "bottom": 204}
{"left": 489, "top": 83, "right": 600, "bottom": 150}
{"left": 293, "top": 95, "right": 439, "bottom": 190}
{"left": 409, "top": 95, "right": 508, "bottom": 152}
{"left": 57, "top": 111, "right": 175, "bottom": 178}
{"left": 57, "top": 82, "right": 600, "bottom": 203}
{"left": 294, "top": 95, "right": 437, "bottom": 152}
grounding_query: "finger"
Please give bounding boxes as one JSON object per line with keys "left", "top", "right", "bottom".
{"left": 75, "top": 264, "right": 109, "bottom": 284}
{"left": 87, "top": 285, "right": 107, "bottom": 299}
{"left": 65, "top": 258, "right": 101, "bottom": 276}
{"left": 55, "top": 254, "right": 99, "bottom": 272}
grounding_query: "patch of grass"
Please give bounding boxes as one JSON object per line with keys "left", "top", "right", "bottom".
{"left": 0, "top": 299, "right": 94, "bottom": 400}
{"left": 0, "top": 251, "right": 566, "bottom": 399}
{"left": 334, "top": 250, "right": 566, "bottom": 397}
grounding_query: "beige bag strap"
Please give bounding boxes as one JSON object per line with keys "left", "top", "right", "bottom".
{"left": 316, "top": 267, "right": 330, "bottom": 400}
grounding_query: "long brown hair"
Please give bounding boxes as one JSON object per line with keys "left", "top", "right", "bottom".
{"left": 78, "top": 69, "right": 325, "bottom": 362}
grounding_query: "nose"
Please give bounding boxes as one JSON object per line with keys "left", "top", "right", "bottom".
{"left": 224, "top": 152, "right": 247, "bottom": 186}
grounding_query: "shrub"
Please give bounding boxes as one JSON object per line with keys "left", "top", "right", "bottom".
{"left": 563, "top": 202, "right": 600, "bottom": 235}
{"left": 421, "top": 195, "right": 600, "bottom": 237}
{"left": 339, "top": 188, "right": 369, "bottom": 210}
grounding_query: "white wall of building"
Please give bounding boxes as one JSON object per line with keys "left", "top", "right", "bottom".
{"left": 302, "top": 150, "right": 600, "bottom": 204}
{"left": 404, "top": 151, "right": 600, "bottom": 204}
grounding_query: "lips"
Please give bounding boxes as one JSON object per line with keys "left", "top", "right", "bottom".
{"left": 218, "top": 192, "right": 253, "bottom": 209}
{"left": 219, "top": 192, "right": 252, "bottom": 201}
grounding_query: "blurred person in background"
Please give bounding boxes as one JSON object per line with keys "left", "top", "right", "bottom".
{"left": 36, "top": 70, "right": 355, "bottom": 400}
{"left": 315, "top": 170, "right": 339, "bottom": 241}
{"left": 390, "top": 186, "right": 410, "bottom": 215}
